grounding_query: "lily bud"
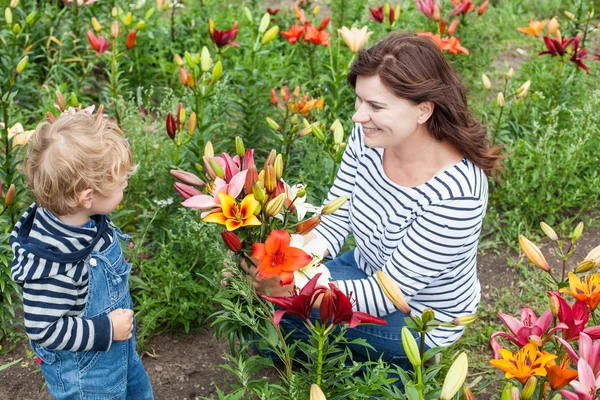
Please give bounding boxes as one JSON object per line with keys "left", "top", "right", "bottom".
{"left": 452, "top": 314, "right": 477, "bottom": 326}
{"left": 273, "top": 154, "right": 283, "bottom": 180}
{"left": 547, "top": 17, "right": 559, "bottom": 35}
{"left": 421, "top": 308, "right": 435, "bottom": 324}
{"left": 265, "top": 193, "right": 286, "bottom": 217}
{"left": 376, "top": 271, "right": 411, "bottom": 314}
{"left": 46, "top": 111, "right": 56, "bottom": 123}
{"left": 4, "top": 184, "right": 15, "bottom": 206}
{"left": 528, "top": 335, "right": 543, "bottom": 347}
{"left": 501, "top": 383, "right": 513, "bottom": 400}
{"left": 165, "top": 112, "right": 176, "bottom": 140}
{"left": 547, "top": 295, "right": 559, "bottom": 317}
{"left": 258, "top": 12, "right": 270, "bottom": 34}
{"left": 463, "top": 386, "right": 476, "bottom": 400}
{"left": 136, "top": 20, "right": 145, "bottom": 31}
{"left": 440, "top": 352, "right": 468, "bottom": 400}
{"left": 505, "top": 68, "right": 514, "bottom": 80}
{"left": 211, "top": 61, "right": 223, "bottom": 83}
{"left": 496, "top": 92, "right": 505, "bottom": 108}
{"left": 478, "top": 0, "right": 489, "bottom": 15}
{"left": 124, "top": 12, "right": 132, "bottom": 27}
{"left": 244, "top": 165, "right": 258, "bottom": 195}
{"left": 252, "top": 184, "right": 267, "bottom": 204}
{"left": 264, "top": 165, "right": 276, "bottom": 193}
{"left": 187, "top": 112, "right": 196, "bottom": 135}
{"left": 111, "top": 19, "right": 119, "bottom": 38}
{"left": 174, "top": 182, "right": 201, "bottom": 199}
{"left": 55, "top": 91, "right": 66, "bottom": 112}
{"left": 125, "top": 29, "right": 136, "bottom": 50}
{"left": 111, "top": 7, "right": 117, "bottom": 18}
{"left": 204, "top": 141, "right": 214, "bottom": 158}
{"left": 200, "top": 46, "right": 212, "bottom": 72}
{"left": 243, "top": 7, "right": 253, "bottom": 24}
{"left": 447, "top": 18, "right": 459, "bottom": 36}
{"left": 292, "top": 86, "right": 300, "bottom": 99}
{"left": 510, "top": 387, "right": 521, "bottom": 400}
{"left": 91, "top": 17, "right": 102, "bottom": 33}
{"left": 270, "top": 88, "right": 278, "bottom": 107}
{"left": 572, "top": 222, "right": 584, "bottom": 243}
{"left": 207, "top": 158, "right": 224, "bottom": 179}
{"left": 25, "top": 11, "right": 35, "bottom": 24}
{"left": 203, "top": 156, "right": 216, "bottom": 180}
{"left": 310, "top": 384, "right": 326, "bottom": 400}
{"left": 433, "top": 5, "right": 440, "bottom": 21}
{"left": 264, "top": 149, "right": 276, "bottom": 167}
{"left": 221, "top": 230, "right": 242, "bottom": 253}
{"left": 296, "top": 215, "right": 321, "bottom": 235}
{"left": 261, "top": 26, "right": 279, "bottom": 44}
{"left": 70, "top": 93, "right": 79, "bottom": 107}
{"left": 282, "top": 85, "right": 291, "bottom": 102}
{"left": 540, "top": 222, "right": 558, "bottom": 241}
{"left": 10, "top": 0, "right": 19, "bottom": 8}
{"left": 518, "top": 235, "right": 551, "bottom": 272}
{"left": 577, "top": 260, "right": 599, "bottom": 274}
{"left": 331, "top": 119, "right": 344, "bottom": 144}
{"left": 15, "top": 55, "right": 28, "bottom": 75}
{"left": 516, "top": 81, "right": 531, "bottom": 99}
{"left": 322, "top": 196, "right": 348, "bottom": 215}
{"left": 313, "top": 6, "right": 321, "bottom": 15}
{"left": 178, "top": 107, "right": 186, "bottom": 130}
{"left": 266, "top": 117, "right": 281, "bottom": 131}
{"left": 235, "top": 137, "right": 245, "bottom": 157}
{"left": 184, "top": 51, "right": 195, "bottom": 67}
{"left": 5, "top": 8, "right": 13, "bottom": 25}
{"left": 583, "top": 245, "right": 600, "bottom": 266}
{"left": 174, "top": 54, "right": 184, "bottom": 68}
{"left": 564, "top": 10, "right": 575, "bottom": 20}
{"left": 481, "top": 74, "right": 492, "bottom": 90}
{"left": 170, "top": 169, "right": 204, "bottom": 187}
{"left": 401, "top": 327, "right": 421, "bottom": 368}
{"left": 311, "top": 124, "right": 325, "bottom": 141}
{"left": 12, "top": 23, "right": 20, "bottom": 35}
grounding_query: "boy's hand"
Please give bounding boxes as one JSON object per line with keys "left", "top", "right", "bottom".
{"left": 108, "top": 308, "right": 134, "bottom": 341}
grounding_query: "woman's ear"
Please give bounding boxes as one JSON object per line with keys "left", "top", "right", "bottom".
{"left": 78, "top": 189, "right": 94, "bottom": 210}
{"left": 417, "top": 101, "right": 434, "bottom": 124}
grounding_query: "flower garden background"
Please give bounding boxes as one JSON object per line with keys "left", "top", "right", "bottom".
{"left": 1, "top": 0, "right": 600, "bottom": 398}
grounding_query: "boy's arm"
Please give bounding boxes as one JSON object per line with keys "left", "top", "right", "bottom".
{"left": 23, "top": 276, "right": 113, "bottom": 352}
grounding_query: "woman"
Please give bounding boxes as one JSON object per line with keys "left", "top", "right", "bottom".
{"left": 247, "top": 32, "right": 503, "bottom": 366}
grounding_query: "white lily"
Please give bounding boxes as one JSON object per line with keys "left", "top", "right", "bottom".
{"left": 289, "top": 234, "right": 331, "bottom": 289}
{"left": 275, "top": 181, "right": 319, "bottom": 221}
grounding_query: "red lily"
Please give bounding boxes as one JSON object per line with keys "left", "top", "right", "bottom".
{"left": 266, "top": 8, "right": 280, "bottom": 15}
{"left": 221, "top": 230, "right": 242, "bottom": 253}
{"left": 262, "top": 273, "right": 326, "bottom": 325}
{"left": 369, "top": 5, "right": 384, "bottom": 23}
{"left": 125, "top": 29, "right": 136, "bottom": 50}
{"left": 451, "top": 0, "right": 475, "bottom": 16}
{"left": 86, "top": 29, "right": 109, "bottom": 54}
{"left": 491, "top": 307, "right": 567, "bottom": 358}
{"left": 594, "top": 53, "right": 600, "bottom": 61}
{"left": 281, "top": 24, "right": 305, "bottom": 44}
{"left": 570, "top": 34, "right": 589, "bottom": 73}
{"left": 252, "top": 230, "right": 312, "bottom": 285}
{"left": 319, "top": 15, "right": 331, "bottom": 31}
{"left": 166, "top": 112, "right": 176, "bottom": 140}
{"left": 304, "top": 24, "right": 330, "bottom": 47}
{"left": 415, "top": 0, "right": 435, "bottom": 19}
{"left": 320, "top": 283, "right": 387, "bottom": 328}
{"left": 538, "top": 35, "right": 575, "bottom": 57}
{"left": 208, "top": 19, "right": 240, "bottom": 48}
{"left": 549, "top": 291, "right": 600, "bottom": 341}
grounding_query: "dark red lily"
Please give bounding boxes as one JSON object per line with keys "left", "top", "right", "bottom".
{"left": 266, "top": 8, "right": 280, "bottom": 15}
{"left": 208, "top": 19, "right": 240, "bottom": 48}
{"left": 451, "top": 0, "right": 475, "bottom": 16}
{"left": 369, "top": 5, "right": 384, "bottom": 23}
{"left": 320, "top": 283, "right": 387, "bottom": 328}
{"left": 166, "top": 112, "right": 176, "bottom": 140}
{"left": 570, "top": 34, "right": 589, "bottom": 73}
{"left": 262, "top": 273, "right": 326, "bottom": 325}
{"left": 221, "top": 230, "right": 242, "bottom": 253}
{"left": 538, "top": 35, "right": 575, "bottom": 57}
{"left": 548, "top": 291, "right": 600, "bottom": 341}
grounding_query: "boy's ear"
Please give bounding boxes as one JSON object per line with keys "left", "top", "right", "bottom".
{"left": 78, "top": 189, "right": 94, "bottom": 210}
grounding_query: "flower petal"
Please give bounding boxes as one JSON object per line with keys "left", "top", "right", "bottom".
{"left": 182, "top": 194, "right": 218, "bottom": 209}
{"left": 217, "top": 192, "right": 237, "bottom": 219}
{"left": 202, "top": 212, "right": 227, "bottom": 225}
{"left": 265, "top": 230, "right": 291, "bottom": 255}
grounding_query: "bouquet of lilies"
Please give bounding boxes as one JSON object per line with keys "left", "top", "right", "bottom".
{"left": 170, "top": 138, "right": 346, "bottom": 288}
{"left": 490, "top": 222, "right": 600, "bottom": 400}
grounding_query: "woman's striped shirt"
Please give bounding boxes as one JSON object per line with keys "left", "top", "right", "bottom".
{"left": 313, "top": 124, "right": 487, "bottom": 348}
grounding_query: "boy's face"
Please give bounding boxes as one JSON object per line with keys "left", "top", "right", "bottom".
{"left": 89, "top": 180, "right": 127, "bottom": 215}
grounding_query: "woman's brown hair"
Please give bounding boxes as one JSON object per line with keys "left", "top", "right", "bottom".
{"left": 347, "top": 32, "right": 503, "bottom": 179}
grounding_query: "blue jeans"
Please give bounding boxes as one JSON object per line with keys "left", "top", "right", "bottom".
{"left": 278, "top": 250, "right": 425, "bottom": 371}
{"left": 30, "top": 228, "right": 154, "bottom": 400}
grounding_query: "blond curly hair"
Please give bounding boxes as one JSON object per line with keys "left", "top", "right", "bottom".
{"left": 23, "top": 111, "right": 136, "bottom": 216}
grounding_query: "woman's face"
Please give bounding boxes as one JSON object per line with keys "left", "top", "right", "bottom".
{"left": 352, "top": 75, "right": 431, "bottom": 150}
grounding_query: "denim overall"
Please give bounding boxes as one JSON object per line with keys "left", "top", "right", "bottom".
{"left": 30, "top": 228, "right": 154, "bottom": 400}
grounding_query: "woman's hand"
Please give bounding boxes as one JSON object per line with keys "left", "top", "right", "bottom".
{"left": 239, "top": 256, "right": 295, "bottom": 297}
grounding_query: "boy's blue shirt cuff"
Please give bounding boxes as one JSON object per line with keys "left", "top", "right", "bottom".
{"left": 91, "top": 316, "right": 113, "bottom": 351}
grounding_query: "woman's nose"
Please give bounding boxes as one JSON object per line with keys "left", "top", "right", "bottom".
{"left": 352, "top": 105, "right": 369, "bottom": 124}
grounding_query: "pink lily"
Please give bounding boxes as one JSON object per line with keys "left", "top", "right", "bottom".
{"left": 561, "top": 359, "right": 600, "bottom": 400}
{"left": 416, "top": 0, "right": 436, "bottom": 19}
{"left": 559, "top": 332, "right": 600, "bottom": 379}
{"left": 182, "top": 170, "right": 248, "bottom": 218}
{"left": 549, "top": 291, "right": 600, "bottom": 341}
{"left": 491, "top": 308, "right": 567, "bottom": 358}
{"left": 174, "top": 182, "right": 202, "bottom": 200}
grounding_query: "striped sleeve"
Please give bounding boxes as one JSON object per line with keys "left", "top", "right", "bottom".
{"left": 312, "top": 126, "right": 362, "bottom": 258}
{"left": 22, "top": 274, "right": 113, "bottom": 352}
{"left": 336, "top": 196, "right": 484, "bottom": 318}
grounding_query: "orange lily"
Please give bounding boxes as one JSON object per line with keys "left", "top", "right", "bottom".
{"left": 517, "top": 19, "right": 548, "bottom": 38}
{"left": 546, "top": 355, "right": 578, "bottom": 390}
{"left": 443, "top": 36, "right": 469, "bottom": 55}
{"left": 281, "top": 24, "right": 305, "bottom": 44}
{"left": 560, "top": 273, "right": 600, "bottom": 311}
{"left": 289, "top": 95, "right": 324, "bottom": 115}
{"left": 203, "top": 193, "right": 261, "bottom": 231}
{"left": 490, "top": 343, "right": 557, "bottom": 384}
{"left": 303, "top": 24, "right": 330, "bottom": 47}
{"left": 252, "top": 230, "right": 312, "bottom": 285}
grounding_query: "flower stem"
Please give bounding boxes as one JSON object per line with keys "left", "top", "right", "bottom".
{"left": 316, "top": 329, "right": 324, "bottom": 386}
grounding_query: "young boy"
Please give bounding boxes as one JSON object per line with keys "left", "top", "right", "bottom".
{"left": 10, "top": 109, "right": 154, "bottom": 399}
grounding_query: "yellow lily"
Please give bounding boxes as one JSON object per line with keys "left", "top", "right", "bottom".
{"left": 0, "top": 122, "right": 35, "bottom": 150}
{"left": 337, "top": 26, "right": 373, "bottom": 53}
{"left": 560, "top": 272, "right": 600, "bottom": 311}
{"left": 517, "top": 19, "right": 548, "bottom": 37}
{"left": 203, "top": 193, "right": 261, "bottom": 231}
{"left": 490, "top": 343, "right": 557, "bottom": 384}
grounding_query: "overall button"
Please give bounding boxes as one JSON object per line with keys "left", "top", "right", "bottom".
{"left": 90, "top": 258, "right": 97, "bottom": 268}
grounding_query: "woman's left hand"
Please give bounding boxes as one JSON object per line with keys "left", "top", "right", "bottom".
{"left": 239, "top": 256, "right": 295, "bottom": 297}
